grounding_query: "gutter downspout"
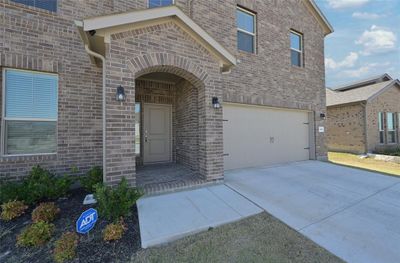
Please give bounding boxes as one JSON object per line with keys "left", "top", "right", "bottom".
{"left": 84, "top": 45, "right": 106, "bottom": 184}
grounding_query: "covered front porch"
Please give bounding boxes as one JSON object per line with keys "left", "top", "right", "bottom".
{"left": 75, "top": 5, "right": 236, "bottom": 189}
{"left": 134, "top": 71, "right": 210, "bottom": 194}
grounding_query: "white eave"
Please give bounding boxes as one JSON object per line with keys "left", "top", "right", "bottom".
{"left": 75, "top": 6, "right": 236, "bottom": 72}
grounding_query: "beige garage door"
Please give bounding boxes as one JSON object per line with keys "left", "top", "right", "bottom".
{"left": 223, "top": 103, "right": 311, "bottom": 170}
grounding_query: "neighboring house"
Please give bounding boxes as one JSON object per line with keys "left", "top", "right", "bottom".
{"left": 0, "top": 0, "right": 332, "bottom": 191}
{"left": 326, "top": 74, "right": 400, "bottom": 154}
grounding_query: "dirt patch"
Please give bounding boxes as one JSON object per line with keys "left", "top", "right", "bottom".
{"left": 0, "top": 189, "right": 141, "bottom": 263}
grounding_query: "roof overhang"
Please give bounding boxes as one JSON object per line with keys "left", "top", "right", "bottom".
{"left": 75, "top": 6, "right": 236, "bottom": 72}
{"left": 303, "top": 0, "right": 334, "bottom": 36}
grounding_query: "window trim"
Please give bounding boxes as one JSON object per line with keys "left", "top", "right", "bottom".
{"left": 10, "top": 0, "right": 58, "bottom": 13}
{"left": 237, "top": 6, "right": 257, "bottom": 53}
{"left": 148, "top": 0, "right": 174, "bottom": 8}
{"left": 386, "top": 112, "right": 397, "bottom": 144}
{"left": 1, "top": 68, "right": 58, "bottom": 157}
{"left": 378, "top": 112, "right": 385, "bottom": 144}
{"left": 290, "top": 30, "right": 304, "bottom": 67}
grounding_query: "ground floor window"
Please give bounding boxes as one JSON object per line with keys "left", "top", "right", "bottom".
{"left": 386, "top": 112, "right": 397, "bottom": 143}
{"left": 378, "top": 112, "right": 385, "bottom": 144}
{"left": 2, "top": 69, "right": 58, "bottom": 155}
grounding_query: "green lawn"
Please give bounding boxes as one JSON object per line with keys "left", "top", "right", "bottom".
{"left": 328, "top": 152, "right": 400, "bottom": 176}
{"left": 132, "top": 213, "right": 343, "bottom": 263}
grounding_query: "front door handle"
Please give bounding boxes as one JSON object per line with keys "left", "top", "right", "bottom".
{"left": 145, "top": 130, "right": 148, "bottom": 142}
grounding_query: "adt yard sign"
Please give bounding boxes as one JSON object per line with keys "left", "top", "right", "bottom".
{"left": 76, "top": 208, "right": 98, "bottom": 234}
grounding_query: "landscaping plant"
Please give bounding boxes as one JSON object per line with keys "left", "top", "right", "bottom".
{"left": 53, "top": 232, "right": 79, "bottom": 263}
{"left": 32, "top": 202, "right": 60, "bottom": 223}
{"left": 103, "top": 218, "right": 127, "bottom": 241}
{"left": 80, "top": 166, "right": 103, "bottom": 192}
{"left": 0, "top": 200, "right": 28, "bottom": 221}
{"left": 95, "top": 177, "right": 142, "bottom": 221}
{"left": 17, "top": 221, "right": 55, "bottom": 247}
{"left": 0, "top": 181, "right": 29, "bottom": 205}
{"left": 0, "top": 166, "right": 73, "bottom": 205}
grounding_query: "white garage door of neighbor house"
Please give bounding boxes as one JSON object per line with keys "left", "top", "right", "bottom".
{"left": 223, "top": 103, "right": 311, "bottom": 170}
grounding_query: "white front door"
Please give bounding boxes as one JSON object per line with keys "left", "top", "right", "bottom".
{"left": 143, "top": 103, "right": 172, "bottom": 164}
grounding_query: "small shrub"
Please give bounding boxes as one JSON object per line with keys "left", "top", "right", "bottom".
{"left": 80, "top": 166, "right": 103, "bottom": 192}
{"left": 0, "top": 166, "right": 73, "bottom": 205}
{"left": 17, "top": 221, "right": 54, "bottom": 247}
{"left": 0, "top": 200, "right": 28, "bottom": 221}
{"left": 103, "top": 218, "right": 127, "bottom": 241}
{"left": 22, "top": 166, "right": 73, "bottom": 204}
{"left": 32, "top": 202, "right": 60, "bottom": 223}
{"left": 0, "top": 181, "right": 28, "bottom": 205}
{"left": 95, "top": 178, "right": 142, "bottom": 222}
{"left": 53, "top": 232, "right": 79, "bottom": 263}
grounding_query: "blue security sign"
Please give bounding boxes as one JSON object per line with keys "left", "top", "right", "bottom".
{"left": 76, "top": 208, "right": 98, "bottom": 234}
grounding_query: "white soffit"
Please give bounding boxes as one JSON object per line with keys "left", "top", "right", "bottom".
{"left": 76, "top": 6, "right": 236, "bottom": 71}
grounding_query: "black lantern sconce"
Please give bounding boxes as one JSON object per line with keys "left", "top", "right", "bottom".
{"left": 116, "top": 85, "right": 126, "bottom": 102}
{"left": 212, "top": 97, "right": 221, "bottom": 109}
{"left": 320, "top": 113, "right": 326, "bottom": 120}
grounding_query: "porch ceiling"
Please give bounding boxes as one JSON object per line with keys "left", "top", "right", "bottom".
{"left": 75, "top": 6, "right": 236, "bottom": 72}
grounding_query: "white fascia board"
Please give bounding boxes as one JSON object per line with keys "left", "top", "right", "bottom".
{"left": 82, "top": 6, "right": 236, "bottom": 68}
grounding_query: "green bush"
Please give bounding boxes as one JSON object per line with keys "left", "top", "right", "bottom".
{"left": 95, "top": 178, "right": 142, "bottom": 222}
{"left": 53, "top": 232, "right": 79, "bottom": 263}
{"left": 32, "top": 202, "right": 60, "bottom": 223}
{"left": 0, "top": 166, "right": 73, "bottom": 205}
{"left": 376, "top": 147, "right": 400, "bottom": 157}
{"left": 80, "top": 166, "right": 103, "bottom": 192}
{"left": 17, "top": 221, "right": 55, "bottom": 247}
{"left": 0, "top": 200, "right": 28, "bottom": 221}
{"left": 103, "top": 218, "right": 127, "bottom": 241}
{"left": 0, "top": 182, "right": 23, "bottom": 205}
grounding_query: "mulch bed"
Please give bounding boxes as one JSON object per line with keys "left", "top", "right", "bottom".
{"left": 0, "top": 189, "right": 141, "bottom": 263}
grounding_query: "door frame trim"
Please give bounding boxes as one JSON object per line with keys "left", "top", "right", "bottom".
{"left": 143, "top": 103, "right": 173, "bottom": 164}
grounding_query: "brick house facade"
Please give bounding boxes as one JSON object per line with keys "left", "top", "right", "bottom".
{"left": 327, "top": 75, "right": 400, "bottom": 154}
{"left": 0, "top": 0, "right": 332, "bottom": 190}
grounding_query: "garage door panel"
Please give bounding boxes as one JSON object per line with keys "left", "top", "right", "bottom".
{"left": 223, "top": 104, "right": 310, "bottom": 170}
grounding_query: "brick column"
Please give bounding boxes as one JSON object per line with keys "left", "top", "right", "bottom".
{"left": 104, "top": 44, "right": 136, "bottom": 186}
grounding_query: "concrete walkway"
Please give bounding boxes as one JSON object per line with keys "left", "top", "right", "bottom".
{"left": 137, "top": 184, "right": 262, "bottom": 248}
{"left": 226, "top": 161, "right": 400, "bottom": 263}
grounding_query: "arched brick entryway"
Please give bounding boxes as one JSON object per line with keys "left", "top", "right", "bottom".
{"left": 104, "top": 53, "right": 224, "bottom": 189}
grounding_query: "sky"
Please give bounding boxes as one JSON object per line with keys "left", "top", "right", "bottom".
{"left": 314, "top": 0, "right": 400, "bottom": 88}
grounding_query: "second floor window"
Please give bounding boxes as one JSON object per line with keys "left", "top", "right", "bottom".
{"left": 149, "top": 0, "right": 174, "bottom": 8}
{"left": 237, "top": 7, "right": 256, "bottom": 53}
{"left": 290, "top": 31, "right": 303, "bottom": 67}
{"left": 11, "top": 0, "right": 57, "bottom": 12}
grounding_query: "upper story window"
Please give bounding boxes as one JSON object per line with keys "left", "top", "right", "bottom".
{"left": 290, "top": 31, "right": 303, "bottom": 67}
{"left": 149, "top": 0, "right": 174, "bottom": 8}
{"left": 386, "top": 112, "right": 397, "bottom": 143}
{"left": 378, "top": 112, "right": 385, "bottom": 144}
{"left": 237, "top": 7, "right": 256, "bottom": 53}
{"left": 2, "top": 69, "right": 58, "bottom": 156}
{"left": 11, "top": 0, "right": 57, "bottom": 12}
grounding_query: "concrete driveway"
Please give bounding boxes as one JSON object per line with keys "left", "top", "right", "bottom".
{"left": 226, "top": 161, "right": 400, "bottom": 263}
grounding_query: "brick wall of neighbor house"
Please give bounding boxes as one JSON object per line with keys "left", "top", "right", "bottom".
{"left": 326, "top": 104, "right": 366, "bottom": 154}
{"left": 366, "top": 86, "right": 400, "bottom": 152}
{"left": 0, "top": 0, "right": 327, "bottom": 181}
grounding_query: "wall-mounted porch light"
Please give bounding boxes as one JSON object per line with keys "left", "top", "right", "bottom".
{"left": 212, "top": 97, "right": 221, "bottom": 109}
{"left": 320, "top": 113, "right": 326, "bottom": 120}
{"left": 116, "top": 85, "right": 126, "bottom": 102}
